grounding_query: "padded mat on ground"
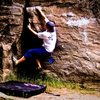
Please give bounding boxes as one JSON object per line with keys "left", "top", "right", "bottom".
{"left": 0, "top": 81, "right": 46, "bottom": 98}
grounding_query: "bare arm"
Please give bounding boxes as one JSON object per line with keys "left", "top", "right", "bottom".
{"left": 36, "top": 7, "right": 49, "bottom": 23}
{"left": 27, "top": 24, "right": 38, "bottom": 35}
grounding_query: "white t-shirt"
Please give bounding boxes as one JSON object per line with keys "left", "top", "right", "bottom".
{"left": 36, "top": 19, "right": 57, "bottom": 52}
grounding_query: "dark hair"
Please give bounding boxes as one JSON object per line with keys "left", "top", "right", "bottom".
{"left": 46, "top": 21, "right": 55, "bottom": 32}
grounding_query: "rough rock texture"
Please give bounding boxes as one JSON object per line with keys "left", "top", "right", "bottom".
{"left": 0, "top": 2, "right": 23, "bottom": 81}
{"left": 40, "top": 6, "right": 100, "bottom": 82}
{"left": 76, "top": 0, "right": 100, "bottom": 23}
{"left": 0, "top": 0, "right": 100, "bottom": 82}
{"left": 27, "top": 0, "right": 100, "bottom": 82}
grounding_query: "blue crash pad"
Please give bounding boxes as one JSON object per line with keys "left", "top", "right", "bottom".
{"left": 0, "top": 81, "right": 46, "bottom": 98}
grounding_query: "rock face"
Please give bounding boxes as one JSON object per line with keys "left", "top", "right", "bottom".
{"left": 41, "top": 6, "right": 100, "bottom": 82}
{"left": 27, "top": 0, "right": 100, "bottom": 82}
{"left": 77, "top": 0, "right": 100, "bottom": 24}
{"left": 0, "top": 0, "right": 100, "bottom": 82}
{"left": 0, "top": 2, "right": 23, "bottom": 81}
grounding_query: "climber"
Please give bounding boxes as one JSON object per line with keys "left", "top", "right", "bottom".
{"left": 13, "top": 7, "right": 57, "bottom": 69}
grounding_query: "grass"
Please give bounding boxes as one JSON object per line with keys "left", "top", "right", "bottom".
{"left": 8, "top": 72, "right": 99, "bottom": 95}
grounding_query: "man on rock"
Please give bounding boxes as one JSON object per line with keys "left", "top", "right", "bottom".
{"left": 13, "top": 7, "right": 57, "bottom": 69}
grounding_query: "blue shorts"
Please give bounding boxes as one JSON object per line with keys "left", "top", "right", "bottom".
{"left": 24, "top": 47, "right": 51, "bottom": 61}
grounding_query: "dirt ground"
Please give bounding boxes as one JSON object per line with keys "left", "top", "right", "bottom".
{"left": 0, "top": 88, "right": 100, "bottom": 100}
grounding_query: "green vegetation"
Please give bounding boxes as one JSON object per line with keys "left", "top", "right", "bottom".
{"left": 35, "top": 74, "right": 98, "bottom": 94}
{"left": 0, "top": 97, "right": 12, "bottom": 100}
{"left": 8, "top": 73, "right": 98, "bottom": 95}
